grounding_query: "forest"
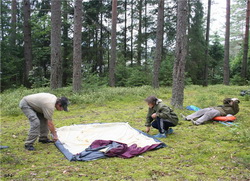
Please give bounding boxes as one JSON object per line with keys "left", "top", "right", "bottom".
{"left": 1, "top": 1, "right": 250, "bottom": 180}
{"left": 1, "top": 0, "right": 249, "bottom": 93}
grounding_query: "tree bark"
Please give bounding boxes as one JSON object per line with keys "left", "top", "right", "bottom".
{"left": 100, "top": 0, "right": 104, "bottom": 74}
{"left": 144, "top": 0, "right": 148, "bottom": 68}
{"left": 137, "top": 0, "right": 143, "bottom": 65}
{"left": 11, "top": 0, "right": 17, "bottom": 47}
{"left": 203, "top": 0, "right": 211, "bottom": 87}
{"left": 23, "top": 0, "right": 32, "bottom": 88}
{"left": 62, "top": 0, "right": 70, "bottom": 86}
{"left": 109, "top": 0, "right": 117, "bottom": 87}
{"left": 153, "top": 0, "right": 164, "bottom": 89}
{"left": 124, "top": 0, "right": 127, "bottom": 63}
{"left": 130, "top": 0, "right": 134, "bottom": 66}
{"left": 50, "top": 0, "right": 62, "bottom": 89}
{"left": 223, "top": 0, "right": 230, "bottom": 85}
{"left": 171, "top": 0, "right": 188, "bottom": 109}
{"left": 241, "top": 0, "right": 250, "bottom": 79}
{"left": 73, "top": 0, "right": 83, "bottom": 92}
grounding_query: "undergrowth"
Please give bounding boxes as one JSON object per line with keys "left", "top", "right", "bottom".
{"left": 0, "top": 85, "right": 249, "bottom": 180}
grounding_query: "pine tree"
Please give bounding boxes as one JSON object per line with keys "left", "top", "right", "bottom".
{"left": 109, "top": 0, "right": 118, "bottom": 87}
{"left": 73, "top": 0, "right": 83, "bottom": 92}
{"left": 223, "top": 0, "right": 231, "bottom": 85}
{"left": 171, "top": 0, "right": 188, "bottom": 108}
{"left": 153, "top": 0, "right": 164, "bottom": 89}
{"left": 241, "top": 0, "right": 250, "bottom": 79}
{"left": 23, "top": 0, "right": 32, "bottom": 87}
{"left": 50, "top": 0, "right": 62, "bottom": 89}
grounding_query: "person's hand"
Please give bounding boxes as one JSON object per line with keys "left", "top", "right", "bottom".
{"left": 52, "top": 133, "right": 58, "bottom": 142}
{"left": 145, "top": 127, "right": 151, "bottom": 133}
{"left": 151, "top": 113, "right": 157, "bottom": 119}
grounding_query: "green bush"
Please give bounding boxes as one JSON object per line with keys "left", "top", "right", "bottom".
{"left": 231, "top": 75, "right": 248, "bottom": 86}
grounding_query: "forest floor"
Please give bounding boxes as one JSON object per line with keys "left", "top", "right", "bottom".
{"left": 0, "top": 85, "right": 250, "bottom": 180}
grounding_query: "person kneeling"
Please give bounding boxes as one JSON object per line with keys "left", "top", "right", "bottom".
{"left": 144, "top": 96, "right": 179, "bottom": 138}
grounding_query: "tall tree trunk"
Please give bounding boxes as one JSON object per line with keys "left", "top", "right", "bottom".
{"left": 73, "top": 0, "right": 83, "bottom": 92}
{"left": 223, "top": 0, "right": 230, "bottom": 85}
{"left": 11, "top": 0, "right": 17, "bottom": 47}
{"left": 203, "top": 0, "right": 211, "bottom": 87}
{"left": 144, "top": 0, "right": 147, "bottom": 68}
{"left": 153, "top": 0, "right": 164, "bottom": 89}
{"left": 23, "top": 0, "right": 32, "bottom": 88}
{"left": 171, "top": 0, "right": 188, "bottom": 109}
{"left": 100, "top": 0, "right": 104, "bottom": 74}
{"left": 137, "top": 0, "right": 142, "bottom": 65}
{"left": 109, "top": 0, "right": 117, "bottom": 87}
{"left": 124, "top": 0, "right": 127, "bottom": 64}
{"left": 50, "top": 0, "right": 62, "bottom": 89}
{"left": 62, "top": 0, "right": 69, "bottom": 86}
{"left": 130, "top": 0, "right": 134, "bottom": 66}
{"left": 1, "top": 0, "right": 4, "bottom": 41}
{"left": 241, "top": 0, "right": 250, "bottom": 79}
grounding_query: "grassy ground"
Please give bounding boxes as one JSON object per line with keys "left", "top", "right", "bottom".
{"left": 0, "top": 85, "right": 250, "bottom": 180}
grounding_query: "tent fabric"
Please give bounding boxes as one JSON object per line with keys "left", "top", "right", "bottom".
{"left": 55, "top": 122, "right": 166, "bottom": 161}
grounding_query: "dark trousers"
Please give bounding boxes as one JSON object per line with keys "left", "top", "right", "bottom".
{"left": 152, "top": 117, "right": 176, "bottom": 134}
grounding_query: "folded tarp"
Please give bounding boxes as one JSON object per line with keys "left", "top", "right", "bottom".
{"left": 55, "top": 122, "right": 166, "bottom": 161}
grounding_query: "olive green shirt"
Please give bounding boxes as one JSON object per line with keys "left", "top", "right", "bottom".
{"left": 145, "top": 102, "right": 179, "bottom": 127}
{"left": 213, "top": 101, "right": 239, "bottom": 116}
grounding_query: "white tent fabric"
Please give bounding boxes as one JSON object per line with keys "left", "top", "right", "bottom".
{"left": 56, "top": 122, "right": 161, "bottom": 155}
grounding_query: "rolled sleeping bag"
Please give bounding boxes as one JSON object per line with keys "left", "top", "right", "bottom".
{"left": 213, "top": 114, "right": 236, "bottom": 122}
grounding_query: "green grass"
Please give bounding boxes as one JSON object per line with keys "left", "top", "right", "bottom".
{"left": 1, "top": 85, "right": 250, "bottom": 180}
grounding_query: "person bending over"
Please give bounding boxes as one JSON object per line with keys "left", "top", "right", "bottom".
{"left": 145, "top": 96, "right": 179, "bottom": 138}
{"left": 184, "top": 98, "right": 240, "bottom": 125}
{"left": 19, "top": 93, "right": 69, "bottom": 151}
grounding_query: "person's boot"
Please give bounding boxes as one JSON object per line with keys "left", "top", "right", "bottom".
{"left": 166, "top": 128, "right": 174, "bottom": 134}
{"left": 38, "top": 139, "right": 54, "bottom": 144}
{"left": 38, "top": 136, "right": 54, "bottom": 143}
{"left": 153, "top": 132, "right": 167, "bottom": 138}
{"left": 24, "top": 144, "right": 35, "bottom": 151}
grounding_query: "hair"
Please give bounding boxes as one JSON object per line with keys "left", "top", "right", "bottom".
{"left": 223, "top": 98, "right": 232, "bottom": 104}
{"left": 145, "top": 96, "right": 158, "bottom": 104}
{"left": 56, "top": 98, "right": 61, "bottom": 105}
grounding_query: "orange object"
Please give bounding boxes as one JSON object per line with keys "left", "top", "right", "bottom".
{"left": 213, "top": 116, "right": 236, "bottom": 122}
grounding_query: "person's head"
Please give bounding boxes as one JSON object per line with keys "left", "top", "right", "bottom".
{"left": 55, "top": 97, "right": 69, "bottom": 111}
{"left": 223, "top": 98, "right": 232, "bottom": 104}
{"left": 145, "top": 96, "right": 158, "bottom": 108}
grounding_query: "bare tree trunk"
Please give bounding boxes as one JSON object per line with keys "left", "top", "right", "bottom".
{"left": 50, "top": 0, "right": 62, "bottom": 89}
{"left": 153, "top": 0, "right": 164, "bottom": 89}
{"left": 144, "top": 0, "right": 148, "bottom": 68}
{"left": 124, "top": 0, "right": 127, "bottom": 64}
{"left": 23, "top": 0, "right": 32, "bottom": 88}
{"left": 130, "top": 0, "right": 134, "bottom": 66}
{"left": 223, "top": 0, "right": 230, "bottom": 85}
{"left": 73, "top": 0, "right": 83, "bottom": 92}
{"left": 171, "top": 0, "right": 188, "bottom": 109}
{"left": 1, "top": 1, "right": 4, "bottom": 41}
{"left": 11, "top": 0, "right": 17, "bottom": 47}
{"left": 203, "top": 0, "right": 211, "bottom": 87}
{"left": 109, "top": 0, "right": 118, "bottom": 87}
{"left": 62, "top": 0, "right": 69, "bottom": 86}
{"left": 241, "top": 0, "right": 250, "bottom": 79}
{"left": 137, "top": 0, "right": 143, "bottom": 65}
{"left": 100, "top": 0, "right": 104, "bottom": 74}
